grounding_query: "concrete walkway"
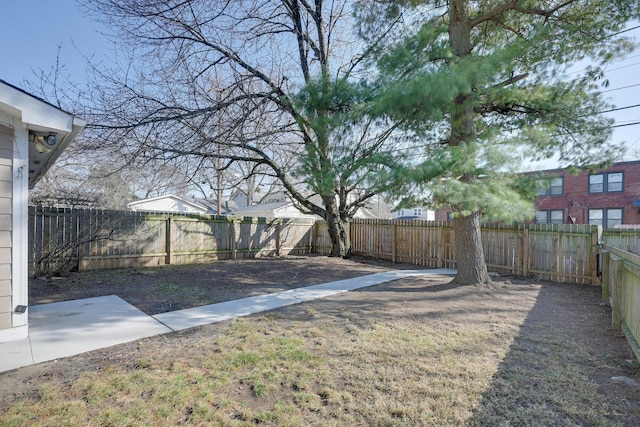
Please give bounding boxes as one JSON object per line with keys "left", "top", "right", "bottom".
{"left": 0, "top": 269, "right": 456, "bottom": 373}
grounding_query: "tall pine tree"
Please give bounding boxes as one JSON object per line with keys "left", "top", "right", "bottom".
{"left": 361, "top": 0, "right": 639, "bottom": 284}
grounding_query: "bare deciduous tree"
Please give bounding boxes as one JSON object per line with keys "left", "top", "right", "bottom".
{"left": 78, "top": 0, "right": 409, "bottom": 257}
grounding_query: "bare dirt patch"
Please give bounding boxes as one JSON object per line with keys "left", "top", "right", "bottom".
{"left": 29, "top": 255, "right": 414, "bottom": 315}
{"left": 1, "top": 255, "right": 639, "bottom": 425}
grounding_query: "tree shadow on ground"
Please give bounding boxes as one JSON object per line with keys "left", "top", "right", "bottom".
{"left": 276, "top": 275, "right": 640, "bottom": 425}
{"left": 466, "top": 283, "right": 640, "bottom": 426}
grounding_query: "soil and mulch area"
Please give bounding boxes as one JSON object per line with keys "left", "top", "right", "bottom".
{"left": 1, "top": 254, "right": 639, "bottom": 425}
{"left": 28, "top": 255, "right": 419, "bottom": 315}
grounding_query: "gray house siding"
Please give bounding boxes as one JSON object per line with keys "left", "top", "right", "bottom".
{"left": 0, "top": 126, "right": 12, "bottom": 330}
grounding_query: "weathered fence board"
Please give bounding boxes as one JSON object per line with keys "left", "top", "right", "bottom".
{"left": 525, "top": 224, "right": 597, "bottom": 284}
{"left": 30, "top": 207, "right": 600, "bottom": 284}
{"left": 29, "top": 207, "right": 314, "bottom": 274}
{"left": 312, "top": 221, "right": 333, "bottom": 255}
{"left": 602, "top": 228, "right": 640, "bottom": 255}
{"left": 349, "top": 220, "right": 598, "bottom": 284}
{"left": 164, "top": 216, "right": 226, "bottom": 264}
{"left": 482, "top": 224, "right": 525, "bottom": 276}
{"left": 351, "top": 219, "right": 456, "bottom": 268}
{"left": 601, "top": 245, "right": 640, "bottom": 363}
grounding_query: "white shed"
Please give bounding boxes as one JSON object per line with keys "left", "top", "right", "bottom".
{"left": 0, "top": 79, "right": 85, "bottom": 342}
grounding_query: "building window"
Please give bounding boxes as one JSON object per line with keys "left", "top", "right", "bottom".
{"left": 537, "top": 177, "right": 564, "bottom": 196}
{"left": 414, "top": 208, "right": 422, "bottom": 217}
{"left": 588, "top": 208, "right": 623, "bottom": 228}
{"left": 589, "top": 172, "right": 623, "bottom": 193}
{"left": 535, "top": 210, "right": 564, "bottom": 224}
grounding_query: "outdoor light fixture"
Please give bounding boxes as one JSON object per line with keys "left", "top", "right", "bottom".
{"left": 33, "top": 135, "right": 50, "bottom": 153}
{"left": 31, "top": 133, "right": 57, "bottom": 153}
{"left": 14, "top": 305, "right": 27, "bottom": 313}
{"left": 44, "top": 133, "right": 57, "bottom": 145}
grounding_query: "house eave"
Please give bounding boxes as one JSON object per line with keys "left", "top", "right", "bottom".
{"left": 0, "top": 79, "right": 86, "bottom": 188}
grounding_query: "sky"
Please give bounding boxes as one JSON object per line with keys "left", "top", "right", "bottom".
{"left": 0, "top": 1, "right": 110, "bottom": 89}
{"left": 1, "top": 1, "right": 639, "bottom": 171}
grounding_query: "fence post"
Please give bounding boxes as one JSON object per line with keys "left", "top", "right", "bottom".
{"left": 522, "top": 225, "right": 529, "bottom": 278}
{"left": 611, "top": 255, "right": 624, "bottom": 330}
{"left": 313, "top": 221, "right": 324, "bottom": 255}
{"left": 165, "top": 216, "right": 174, "bottom": 265}
{"left": 230, "top": 219, "right": 238, "bottom": 260}
{"left": 590, "top": 225, "right": 601, "bottom": 285}
{"left": 437, "top": 225, "right": 444, "bottom": 268}
{"left": 392, "top": 221, "right": 397, "bottom": 264}
{"left": 308, "top": 221, "right": 314, "bottom": 254}
{"left": 275, "top": 220, "right": 281, "bottom": 257}
{"left": 601, "top": 250, "right": 610, "bottom": 303}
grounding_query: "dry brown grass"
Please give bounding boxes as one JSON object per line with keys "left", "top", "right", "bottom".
{"left": 2, "top": 272, "right": 639, "bottom": 426}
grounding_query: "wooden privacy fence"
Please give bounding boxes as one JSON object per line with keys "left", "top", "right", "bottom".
{"left": 29, "top": 207, "right": 315, "bottom": 274}
{"left": 602, "top": 228, "right": 640, "bottom": 255}
{"left": 31, "top": 208, "right": 600, "bottom": 284}
{"left": 350, "top": 219, "right": 600, "bottom": 285}
{"left": 601, "top": 245, "right": 640, "bottom": 362}
{"left": 29, "top": 207, "right": 639, "bottom": 361}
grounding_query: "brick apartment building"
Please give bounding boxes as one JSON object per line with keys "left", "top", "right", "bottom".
{"left": 529, "top": 160, "right": 640, "bottom": 227}
{"left": 432, "top": 160, "right": 640, "bottom": 227}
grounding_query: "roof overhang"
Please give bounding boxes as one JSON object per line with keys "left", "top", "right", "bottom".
{"left": 0, "top": 79, "right": 86, "bottom": 188}
{"left": 127, "top": 194, "right": 209, "bottom": 213}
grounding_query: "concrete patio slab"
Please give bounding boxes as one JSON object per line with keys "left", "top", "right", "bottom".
{"left": 0, "top": 295, "right": 171, "bottom": 372}
{"left": 0, "top": 338, "right": 32, "bottom": 373}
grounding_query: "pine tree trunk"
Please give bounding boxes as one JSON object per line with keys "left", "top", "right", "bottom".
{"left": 446, "top": 0, "right": 490, "bottom": 285}
{"left": 453, "top": 212, "right": 491, "bottom": 285}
